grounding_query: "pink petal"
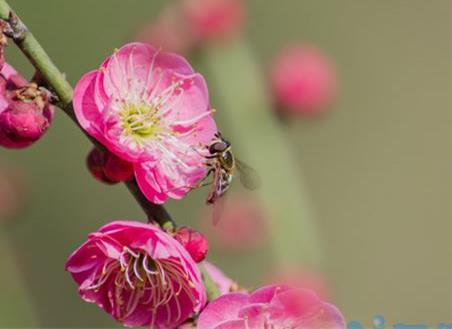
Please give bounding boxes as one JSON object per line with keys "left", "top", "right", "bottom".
{"left": 197, "top": 293, "right": 249, "bottom": 329}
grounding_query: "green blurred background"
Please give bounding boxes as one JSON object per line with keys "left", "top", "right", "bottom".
{"left": 0, "top": 0, "right": 450, "bottom": 327}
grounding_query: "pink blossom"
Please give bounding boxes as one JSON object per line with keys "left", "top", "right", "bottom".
{"left": 66, "top": 220, "right": 207, "bottom": 328}
{"left": 202, "top": 261, "right": 236, "bottom": 296}
{"left": 134, "top": 5, "right": 196, "bottom": 55}
{"left": 265, "top": 267, "right": 330, "bottom": 302}
{"left": 270, "top": 45, "right": 338, "bottom": 116}
{"left": 197, "top": 285, "right": 345, "bottom": 329}
{"left": 201, "top": 194, "right": 267, "bottom": 252}
{"left": 183, "top": 0, "right": 245, "bottom": 42}
{"left": 73, "top": 43, "right": 217, "bottom": 204}
{"left": 174, "top": 226, "right": 208, "bottom": 263}
{"left": 0, "top": 64, "right": 53, "bottom": 149}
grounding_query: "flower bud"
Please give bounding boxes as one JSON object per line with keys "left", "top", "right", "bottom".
{"left": 86, "top": 148, "right": 116, "bottom": 185}
{"left": 0, "top": 101, "right": 49, "bottom": 144}
{"left": 270, "top": 44, "right": 338, "bottom": 116}
{"left": 0, "top": 66, "right": 54, "bottom": 149}
{"left": 86, "top": 148, "right": 134, "bottom": 184}
{"left": 174, "top": 226, "right": 208, "bottom": 263}
{"left": 102, "top": 151, "right": 134, "bottom": 182}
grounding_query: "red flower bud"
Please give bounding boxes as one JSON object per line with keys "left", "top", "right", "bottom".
{"left": 102, "top": 151, "right": 134, "bottom": 182}
{"left": 174, "top": 226, "right": 208, "bottom": 263}
{"left": 0, "top": 65, "right": 54, "bottom": 149}
{"left": 86, "top": 148, "right": 134, "bottom": 184}
{"left": 86, "top": 148, "right": 116, "bottom": 185}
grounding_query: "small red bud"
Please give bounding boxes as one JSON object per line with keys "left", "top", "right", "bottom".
{"left": 174, "top": 226, "right": 208, "bottom": 263}
{"left": 86, "top": 148, "right": 116, "bottom": 185}
{"left": 86, "top": 148, "right": 134, "bottom": 184}
{"left": 103, "top": 151, "right": 134, "bottom": 182}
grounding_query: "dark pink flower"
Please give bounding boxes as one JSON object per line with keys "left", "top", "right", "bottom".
{"left": 197, "top": 285, "right": 345, "bottom": 329}
{"left": 73, "top": 42, "right": 217, "bottom": 204}
{"left": 0, "top": 64, "right": 53, "bottom": 149}
{"left": 202, "top": 261, "right": 236, "bottom": 296}
{"left": 174, "top": 226, "right": 208, "bottom": 263}
{"left": 270, "top": 45, "right": 338, "bottom": 116}
{"left": 66, "top": 220, "right": 206, "bottom": 328}
{"left": 183, "top": 0, "right": 245, "bottom": 42}
{"left": 86, "top": 147, "right": 134, "bottom": 184}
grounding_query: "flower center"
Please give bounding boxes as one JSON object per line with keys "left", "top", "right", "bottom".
{"left": 120, "top": 103, "right": 161, "bottom": 139}
{"left": 86, "top": 247, "right": 198, "bottom": 326}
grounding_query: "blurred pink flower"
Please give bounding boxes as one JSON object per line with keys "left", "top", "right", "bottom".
{"left": 183, "top": 0, "right": 245, "bottom": 42}
{"left": 134, "top": 5, "right": 196, "bottom": 55}
{"left": 270, "top": 45, "right": 338, "bottom": 116}
{"left": 201, "top": 195, "right": 267, "bottom": 252}
{"left": 197, "top": 285, "right": 345, "bottom": 329}
{"left": 0, "top": 64, "right": 54, "bottom": 149}
{"left": 73, "top": 43, "right": 217, "bottom": 204}
{"left": 264, "top": 267, "right": 331, "bottom": 302}
{"left": 66, "top": 220, "right": 206, "bottom": 328}
{"left": 202, "top": 261, "right": 236, "bottom": 296}
{"left": 174, "top": 226, "right": 209, "bottom": 263}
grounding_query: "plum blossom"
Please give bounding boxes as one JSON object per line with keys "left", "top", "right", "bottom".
{"left": 73, "top": 42, "right": 217, "bottom": 204}
{"left": 66, "top": 220, "right": 206, "bottom": 328}
{"left": 270, "top": 45, "right": 337, "bottom": 116}
{"left": 197, "top": 285, "right": 345, "bottom": 329}
{"left": 183, "top": 0, "right": 245, "bottom": 42}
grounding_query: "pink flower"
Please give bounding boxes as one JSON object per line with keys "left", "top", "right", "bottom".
{"left": 134, "top": 5, "right": 196, "bottom": 55}
{"left": 66, "top": 220, "right": 207, "bottom": 328}
{"left": 0, "top": 64, "right": 53, "bottom": 149}
{"left": 202, "top": 261, "right": 236, "bottom": 296}
{"left": 73, "top": 43, "right": 217, "bottom": 204}
{"left": 197, "top": 285, "right": 345, "bottom": 329}
{"left": 201, "top": 194, "right": 267, "bottom": 252}
{"left": 183, "top": 0, "right": 245, "bottom": 42}
{"left": 174, "top": 226, "right": 209, "bottom": 263}
{"left": 270, "top": 45, "right": 338, "bottom": 116}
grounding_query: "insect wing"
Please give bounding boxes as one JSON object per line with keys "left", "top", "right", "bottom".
{"left": 236, "top": 158, "right": 261, "bottom": 190}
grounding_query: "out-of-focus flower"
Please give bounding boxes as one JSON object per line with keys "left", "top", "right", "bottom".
{"left": 264, "top": 267, "right": 330, "bottom": 302}
{"left": 134, "top": 5, "right": 196, "bottom": 55}
{"left": 202, "top": 261, "right": 237, "bottom": 296}
{"left": 174, "top": 226, "right": 208, "bottom": 263}
{"left": 201, "top": 194, "right": 267, "bottom": 252}
{"left": 270, "top": 44, "right": 338, "bottom": 116}
{"left": 73, "top": 42, "right": 217, "bottom": 204}
{"left": 183, "top": 0, "right": 245, "bottom": 42}
{"left": 197, "top": 285, "right": 345, "bottom": 329}
{"left": 0, "top": 64, "right": 54, "bottom": 149}
{"left": 0, "top": 165, "right": 26, "bottom": 222}
{"left": 66, "top": 220, "right": 206, "bottom": 328}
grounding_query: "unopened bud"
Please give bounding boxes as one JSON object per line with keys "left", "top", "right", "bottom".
{"left": 174, "top": 226, "right": 208, "bottom": 263}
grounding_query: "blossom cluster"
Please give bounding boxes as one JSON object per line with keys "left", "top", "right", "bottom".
{"left": 1, "top": 8, "right": 344, "bottom": 327}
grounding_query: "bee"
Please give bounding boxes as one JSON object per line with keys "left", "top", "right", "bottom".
{"left": 203, "top": 132, "right": 260, "bottom": 222}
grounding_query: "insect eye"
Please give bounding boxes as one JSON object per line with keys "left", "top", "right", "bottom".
{"left": 210, "top": 142, "right": 227, "bottom": 153}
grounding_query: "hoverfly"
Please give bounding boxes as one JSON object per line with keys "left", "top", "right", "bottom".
{"left": 203, "top": 132, "right": 260, "bottom": 222}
